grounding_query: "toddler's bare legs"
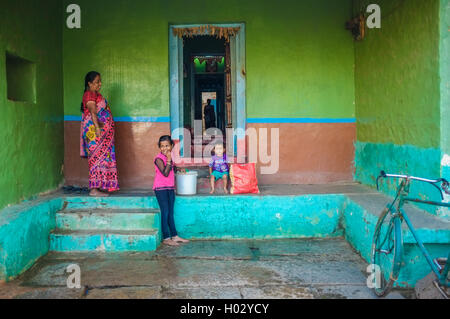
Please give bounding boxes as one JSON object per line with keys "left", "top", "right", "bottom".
{"left": 210, "top": 175, "right": 215, "bottom": 194}
{"left": 222, "top": 175, "right": 229, "bottom": 194}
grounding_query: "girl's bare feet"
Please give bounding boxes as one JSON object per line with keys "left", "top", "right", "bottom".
{"left": 209, "top": 188, "right": 215, "bottom": 194}
{"left": 89, "top": 189, "right": 109, "bottom": 197}
{"left": 162, "top": 238, "right": 179, "bottom": 246}
{"left": 223, "top": 188, "right": 229, "bottom": 194}
{"left": 172, "top": 236, "right": 189, "bottom": 243}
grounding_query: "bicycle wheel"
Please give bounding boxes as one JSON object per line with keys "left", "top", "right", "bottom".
{"left": 371, "top": 207, "right": 403, "bottom": 297}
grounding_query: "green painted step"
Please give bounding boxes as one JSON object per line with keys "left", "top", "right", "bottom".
{"left": 62, "top": 196, "right": 159, "bottom": 210}
{"left": 56, "top": 208, "right": 160, "bottom": 231}
{"left": 49, "top": 229, "right": 159, "bottom": 252}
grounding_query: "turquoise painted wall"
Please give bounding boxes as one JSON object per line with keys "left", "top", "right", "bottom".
{"left": 354, "top": 142, "right": 444, "bottom": 215}
{"left": 0, "top": 0, "right": 64, "bottom": 211}
{"left": 343, "top": 197, "right": 450, "bottom": 288}
{"left": 62, "top": 0, "right": 355, "bottom": 120}
{"left": 62, "top": 194, "right": 344, "bottom": 239}
{"left": 0, "top": 198, "right": 62, "bottom": 281}
{"left": 354, "top": 0, "right": 445, "bottom": 215}
{"left": 174, "top": 195, "right": 344, "bottom": 239}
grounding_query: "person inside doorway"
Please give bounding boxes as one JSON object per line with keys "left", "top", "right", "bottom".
{"left": 204, "top": 99, "right": 216, "bottom": 130}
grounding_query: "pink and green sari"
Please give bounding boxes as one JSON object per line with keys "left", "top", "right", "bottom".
{"left": 80, "top": 91, "right": 119, "bottom": 191}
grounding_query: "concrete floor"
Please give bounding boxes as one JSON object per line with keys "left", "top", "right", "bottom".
{"left": 62, "top": 182, "right": 377, "bottom": 197}
{"left": 0, "top": 238, "right": 412, "bottom": 299}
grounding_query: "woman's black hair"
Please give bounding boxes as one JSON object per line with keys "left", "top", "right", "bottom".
{"left": 80, "top": 71, "right": 101, "bottom": 112}
{"left": 158, "top": 135, "right": 174, "bottom": 147}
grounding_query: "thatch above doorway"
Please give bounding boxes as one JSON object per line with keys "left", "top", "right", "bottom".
{"left": 172, "top": 25, "right": 241, "bottom": 42}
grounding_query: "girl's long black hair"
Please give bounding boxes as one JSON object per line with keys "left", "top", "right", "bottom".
{"left": 158, "top": 135, "right": 174, "bottom": 147}
{"left": 80, "top": 71, "right": 100, "bottom": 112}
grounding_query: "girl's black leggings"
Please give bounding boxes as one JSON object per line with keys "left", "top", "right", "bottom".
{"left": 155, "top": 189, "right": 178, "bottom": 240}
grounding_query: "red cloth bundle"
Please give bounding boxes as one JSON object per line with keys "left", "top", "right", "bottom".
{"left": 229, "top": 163, "right": 260, "bottom": 194}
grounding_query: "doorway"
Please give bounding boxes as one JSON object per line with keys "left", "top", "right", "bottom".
{"left": 183, "top": 36, "right": 226, "bottom": 143}
{"left": 169, "top": 23, "right": 246, "bottom": 161}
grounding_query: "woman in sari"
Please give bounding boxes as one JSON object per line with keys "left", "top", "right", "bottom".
{"left": 80, "top": 71, "right": 119, "bottom": 196}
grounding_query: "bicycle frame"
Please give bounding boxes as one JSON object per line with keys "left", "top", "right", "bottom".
{"left": 378, "top": 173, "right": 450, "bottom": 288}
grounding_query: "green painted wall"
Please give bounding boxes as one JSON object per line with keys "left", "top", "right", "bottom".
{"left": 439, "top": 0, "right": 450, "bottom": 218}
{"left": 440, "top": 0, "right": 450, "bottom": 157}
{"left": 63, "top": 0, "right": 355, "bottom": 119}
{"left": 355, "top": 0, "right": 441, "bottom": 148}
{"left": 0, "top": 0, "right": 64, "bottom": 211}
{"left": 353, "top": 0, "right": 444, "bottom": 216}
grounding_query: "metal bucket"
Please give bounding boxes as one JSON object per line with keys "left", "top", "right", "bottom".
{"left": 176, "top": 171, "right": 198, "bottom": 195}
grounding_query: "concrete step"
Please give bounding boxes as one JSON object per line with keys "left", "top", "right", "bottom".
{"left": 197, "top": 177, "right": 229, "bottom": 194}
{"left": 175, "top": 167, "right": 228, "bottom": 194}
{"left": 62, "top": 196, "right": 159, "bottom": 210}
{"left": 50, "top": 229, "right": 160, "bottom": 252}
{"left": 176, "top": 167, "right": 230, "bottom": 194}
{"left": 56, "top": 208, "right": 160, "bottom": 231}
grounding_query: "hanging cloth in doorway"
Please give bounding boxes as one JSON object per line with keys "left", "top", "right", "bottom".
{"left": 173, "top": 25, "right": 240, "bottom": 42}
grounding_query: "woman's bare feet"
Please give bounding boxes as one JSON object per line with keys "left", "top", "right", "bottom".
{"left": 223, "top": 188, "right": 229, "bottom": 194}
{"left": 89, "top": 189, "right": 109, "bottom": 197}
{"left": 172, "top": 236, "right": 189, "bottom": 243}
{"left": 162, "top": 238, "right": 179, "bottom": 246}
{"left": 209, "top": 188, "right": 215, "bottom": 194}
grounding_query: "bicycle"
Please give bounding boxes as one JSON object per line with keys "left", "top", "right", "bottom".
{"left": 371, "top": 170, "right": 450, "bottom": 297}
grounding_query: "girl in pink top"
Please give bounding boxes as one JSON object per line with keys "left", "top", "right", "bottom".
{"left": 154, "top": 135, "right": 189, "bottom": 246}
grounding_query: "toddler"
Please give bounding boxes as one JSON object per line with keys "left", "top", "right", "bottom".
{"left": 209, "top": 142, "right": 229, "bottom": 194}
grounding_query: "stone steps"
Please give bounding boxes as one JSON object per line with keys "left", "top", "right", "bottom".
{"left": 50, "top": 207, "right": 161, "bottom": 252}
{"left": 49, "top": 229, "right": 159, "bottom": 252}
{"left": 56, "top": 208, "right": 160, "bottom": 231}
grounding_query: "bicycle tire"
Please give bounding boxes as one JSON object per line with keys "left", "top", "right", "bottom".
{"left": 371, "top": 207, "right": 403, "bottom": 297}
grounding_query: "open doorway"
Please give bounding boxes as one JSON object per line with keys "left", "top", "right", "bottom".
{"left": 169, "top": 23, "right": 246, "bottom": 161}
{"left": 201, "top": 91, "right": 220, "bottom": 134}
{"left": 183, "top": 36, "right": 227, "bottom": 153}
